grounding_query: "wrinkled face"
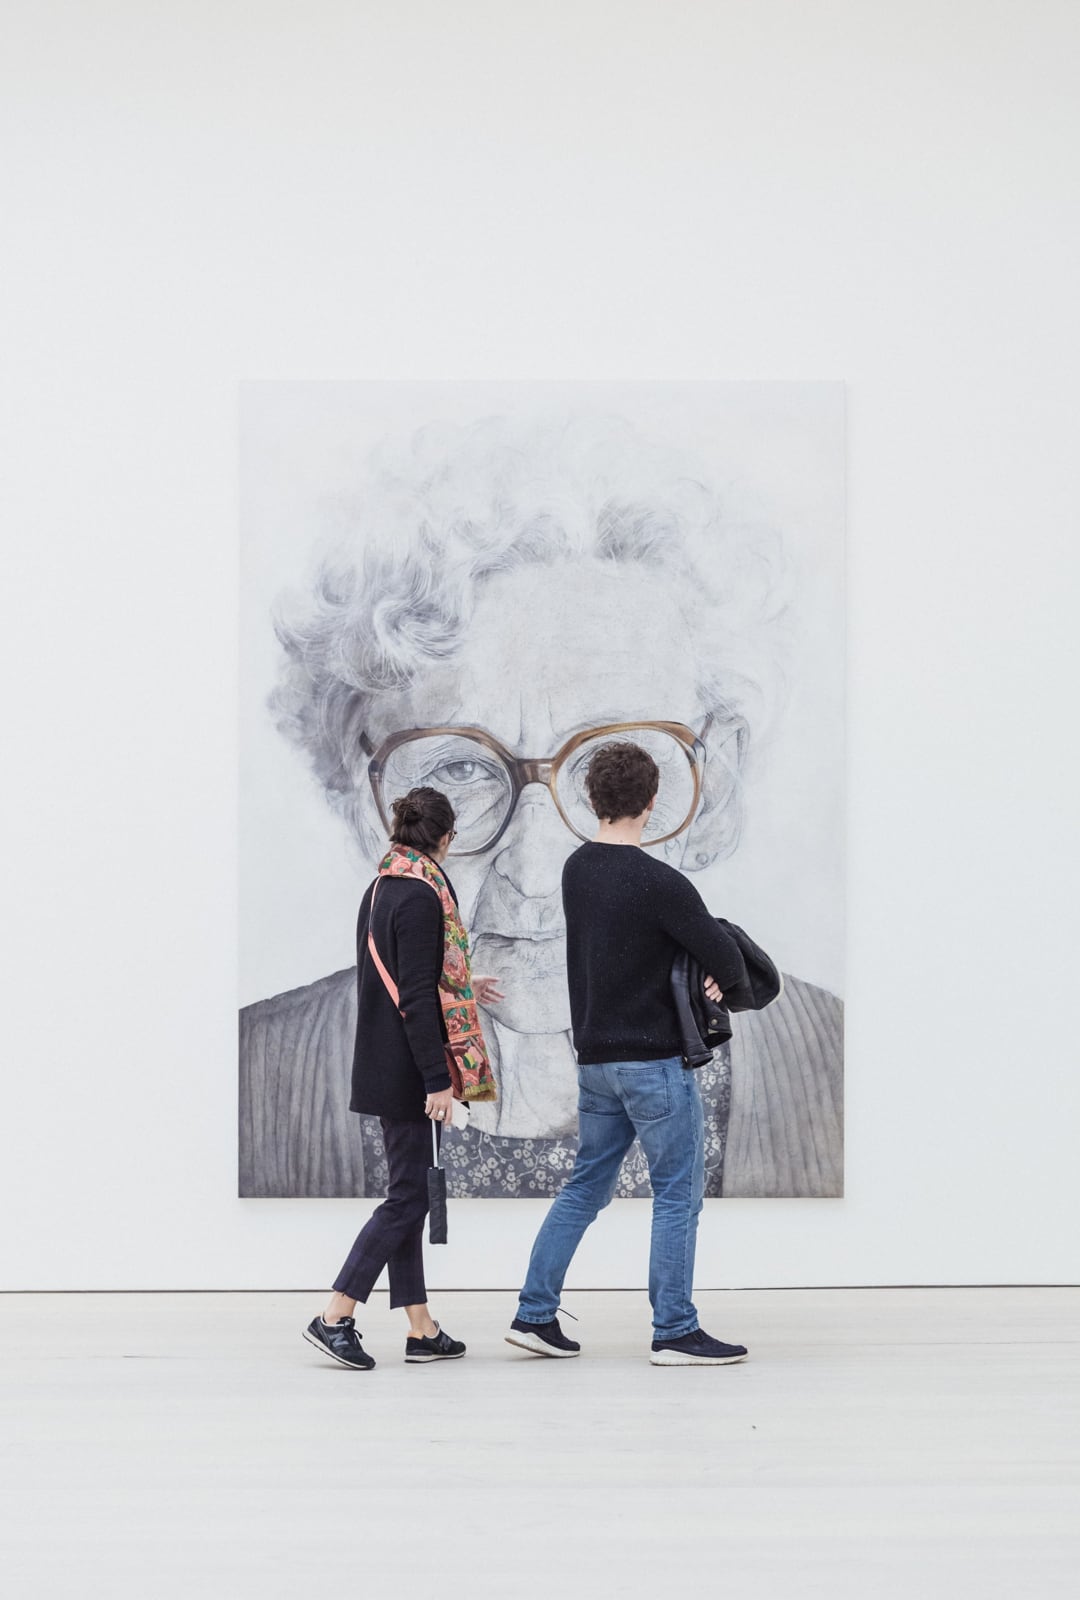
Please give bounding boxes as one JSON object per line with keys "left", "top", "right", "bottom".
{"left": 359, "top": 560, "right": 713, "bottom": 1033}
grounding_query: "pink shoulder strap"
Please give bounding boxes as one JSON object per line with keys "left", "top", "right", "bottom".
{"left": 366, "top": 880, "right": 401, "bottom": 1008}
{"left": 366, "top": 874, "right": 442, "bottom": 1011}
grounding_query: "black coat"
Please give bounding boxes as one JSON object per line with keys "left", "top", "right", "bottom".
{"left": 349, "top": 874, "right": 453, "bottom": 1122}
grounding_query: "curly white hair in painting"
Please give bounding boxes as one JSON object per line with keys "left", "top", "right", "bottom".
{"left": 271, "top": 413, "right": 792, "bottom": 855}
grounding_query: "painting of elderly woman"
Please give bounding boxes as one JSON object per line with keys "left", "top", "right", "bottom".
{"left": 239, "top": 382, "right": 844, "bottom": 1199}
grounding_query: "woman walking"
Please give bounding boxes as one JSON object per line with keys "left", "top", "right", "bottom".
{"left": 303, "top": 786, "right": 499, "bottom": 1370}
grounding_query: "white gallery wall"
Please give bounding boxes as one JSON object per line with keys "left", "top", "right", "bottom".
{"left": 2, "top": 0, "right": 1078, "bottom": 1289}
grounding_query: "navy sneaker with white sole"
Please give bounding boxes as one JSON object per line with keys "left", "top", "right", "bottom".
{"left": 505, "top": 1316, "right": 581, "bottom": 1358}
{"left": 405, "top": 1325, "right": 466, "bottom": 1363}
{"left": 302, "top": 1315, "right": 376, "bottom": 1370}
{"left": 650, "top": 1328, "right": 748, "bottom": 1366}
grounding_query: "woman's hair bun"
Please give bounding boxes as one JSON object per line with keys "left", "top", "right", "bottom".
{"left": 388, "top": 785, "right": 456, "bottom": 852}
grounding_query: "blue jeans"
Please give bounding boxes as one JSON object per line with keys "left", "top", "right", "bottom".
{"left": 517, "top": 1056, "right": 705, "bottom": 1340}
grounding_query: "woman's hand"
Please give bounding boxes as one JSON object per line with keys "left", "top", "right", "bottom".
{"left": 472, "top": 974, "right": 505, "bottom": 1005}
{"left": 704, "top": 976, "right": 724, "bottom": 1003}
{"left": 425, "top": 1088, "right": 455, "bottom": 1123}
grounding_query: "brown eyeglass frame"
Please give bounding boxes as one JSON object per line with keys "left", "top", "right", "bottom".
{"left": 359, "top": 716, "right": 714, "bottom": 857}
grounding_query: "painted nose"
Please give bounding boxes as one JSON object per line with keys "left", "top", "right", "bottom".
{"left": 489, "top": 781, "right": 576, "bottom": 901}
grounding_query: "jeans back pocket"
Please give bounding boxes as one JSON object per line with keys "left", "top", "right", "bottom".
{"left": 613, "top": 1062, "right": 673, "bottom": 1122}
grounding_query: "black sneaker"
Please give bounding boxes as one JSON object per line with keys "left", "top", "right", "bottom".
{"left": 650, "top": 1328, "right": 748, "bottom": 1366}
{"left": 405, "top": 1324, "right": 466, "bottom": 1363}
{"left": 505, "top": 1316, "right": 581, "bottom": 1358}
{"left": 303, "top": 1315, "right": 376, "bottom": 1370}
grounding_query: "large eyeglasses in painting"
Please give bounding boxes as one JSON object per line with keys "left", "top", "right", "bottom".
{"left": 362, "top": 718, "right": 717, "bottom": 854}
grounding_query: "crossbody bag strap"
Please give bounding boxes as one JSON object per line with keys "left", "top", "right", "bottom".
{"left": 367, "top": 875, "right": 445, "bottom": 1013}
{"left": 366, "top": 879, "right": 402, "bottom": 1009}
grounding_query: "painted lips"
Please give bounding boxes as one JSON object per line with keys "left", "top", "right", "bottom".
{"left": 472, "top": 930, "right": 567, "bottom": 978}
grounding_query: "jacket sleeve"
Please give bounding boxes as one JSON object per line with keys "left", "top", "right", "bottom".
{"left": 393, "top": 887, "right": 453, "bottom": 1093}
{"left": 656, "top": 870, "right": 748, "bottom": 992}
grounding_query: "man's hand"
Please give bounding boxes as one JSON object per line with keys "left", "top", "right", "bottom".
{"left": 472, "top": 974, "right": 505, "bottom": 1005}
{"left": 704, "top": 976, "right": 724, "bottom": 1003}
{"left": 425, "top": 1088, "right": 455, "bottom": 1123}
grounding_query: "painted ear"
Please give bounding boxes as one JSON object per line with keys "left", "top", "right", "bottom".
{"left": 680, "top": 714, "right": 748, "bottom": 869}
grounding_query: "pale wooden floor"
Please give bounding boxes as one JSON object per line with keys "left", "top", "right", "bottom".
{"left": 1, "top": 1289, "right": 1077, "bottom": 1599}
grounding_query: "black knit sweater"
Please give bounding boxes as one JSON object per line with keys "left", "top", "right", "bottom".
{"left": 562, "top": 842, "right": 747, "bottom": 1066}
{"left": 349, "top": 873, "right": 453, "bottom": 1123}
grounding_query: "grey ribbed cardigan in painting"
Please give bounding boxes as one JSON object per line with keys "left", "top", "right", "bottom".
{"left": 239, "top": 970, "right": 842, "bottom": 1199}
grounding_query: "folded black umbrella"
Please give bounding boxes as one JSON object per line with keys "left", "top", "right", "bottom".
{"left": 427, "top": 1121, "right": 448, "bottom": 1245}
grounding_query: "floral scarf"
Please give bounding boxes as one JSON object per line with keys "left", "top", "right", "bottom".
{"left": 374, "top": 845, "right": 497, "bottom": 1104}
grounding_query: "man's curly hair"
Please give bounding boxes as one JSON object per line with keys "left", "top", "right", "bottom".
{"left": 585, "top": 742, "right": 660, "bottom": 823}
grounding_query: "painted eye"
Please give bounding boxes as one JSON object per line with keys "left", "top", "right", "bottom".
{"left": 436, "top": 759, "right": 486, "bottom": 783}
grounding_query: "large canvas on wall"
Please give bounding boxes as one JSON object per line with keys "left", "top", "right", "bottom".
{"left": 239, "top": 382, "right": 844, "bottom": 1198}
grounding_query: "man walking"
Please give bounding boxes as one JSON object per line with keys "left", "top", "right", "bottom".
{"left": 507, "top": 741, "right": 750, "bottom": 1366}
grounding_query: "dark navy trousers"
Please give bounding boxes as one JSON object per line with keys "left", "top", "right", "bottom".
{"left": 333, "top": 1118, "right": 437, "bottom": 1307}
